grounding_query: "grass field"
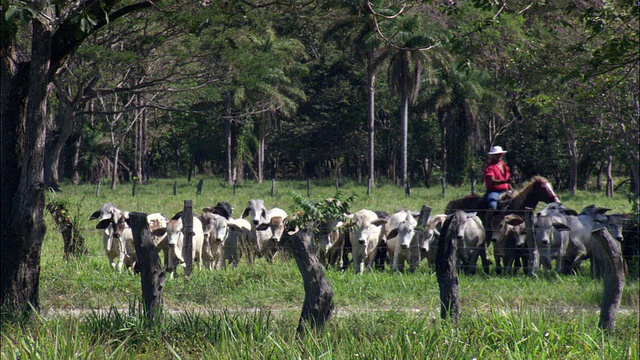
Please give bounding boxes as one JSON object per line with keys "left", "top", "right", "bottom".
{"left": 2, "top": 178, "right": 638, "bottom": 359}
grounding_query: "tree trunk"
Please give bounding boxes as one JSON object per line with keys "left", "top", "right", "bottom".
{"left": 606, "top": 154, "right": 614, "bottom": 197}
{"left": 44, "top": 89, "right": 74, "bottom": 191}
{"left": 279, "top": 230, "right": 334, "bottom": 334}
{"left": 127, "top": 212, "right": 167, "bottom": 324}
{"left": 400, "top": 94, "right": 409, "bottom": 187}
{"left": 71, "top": 135, "right": 82, "bottom": 184}
{"left": 111, "top": 147, "right": 120, "bottom": 190}
{"left": 368, "top": 70, "right": 376, "bottom": 189}
{"left": 590, "top": 228, "right": 625, "bottom": 331}
{"left": 435, "top": 214, "right": 459, "bottom": 322}
{"left": 1, "top": 13, "right": 52, "bottom": 315}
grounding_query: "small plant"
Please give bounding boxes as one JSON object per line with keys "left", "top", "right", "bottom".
{"left": 46, "top": 192, "right": 88, "bottom": 259}
{"left": 287, "top": 191, "right": 358, "bottom": 231}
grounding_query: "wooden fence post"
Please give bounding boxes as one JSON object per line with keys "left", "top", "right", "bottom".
{"left": 435, "top": 214, "right": 459, "bottom": 322}
{"left": 196, "top": 179, "right": 203, "bottom": 195}
{"left": 367, "top": 177, "right": 372, "bottom": 196}
{"left": 409, "top": 205, "right": 431, "bottom": 273}
{"left": 127, "top": 212, "right": 166, "bottom": 325}
{"left": 96, "top": 178, "right": 101, "bottom": 197}
{"left": 307, "top": 179, "right": 311, "bottom": 198}
{"left": 173, "top": 181, "right": 177, "bottom": 196}
{"left": 182, "top": 200, "right": 194, "bottom": 276}
{"left": 591, "top": 228, "right": 625, "bottom": 331}
{"left": 271, "top": 179, "right": 276, "bottom": 197}
{"left": 233, "top": 179, "right": 237, "bottom": 195}
{"left": 441, "top": 177, "right": 446, "bottom": 198}
{"left": 279, "top": 230, "right": 334, "bottom": 335}
{"left": 405, "top": 183, "right": 411, "bottom": 197}
{"left": 524, "top": 207, "right": 538, "bottom": 276}
{"left": 132, "top": 180, "right": 137, "bottom": 197}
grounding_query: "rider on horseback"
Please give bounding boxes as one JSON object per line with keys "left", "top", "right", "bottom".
{"left": 484, "top": 146, "right": 512, "bottom": 211}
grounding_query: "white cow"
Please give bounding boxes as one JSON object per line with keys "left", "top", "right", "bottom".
{"left": 161, "top": 212, "right": 205, "bottom": 277}
{"left": 533, "top": 210, "right": 572, "bottom": 273}
{"left": 89, "top": 203, "right": 135, "bottom": 273}
{"left": 147, "top": 212, "right": 169, "bottom": 266}
{"left": 447, "top": 211, "right": 490, "bottom": 274}
{"left": 346, "top": 209, "right": 387, "bottom": 273}
{"left": 241, "top": 199, "right": 282, "bottom": 262}
{"left": 422, "top": 214, "right": 447, "bottom": 267}
{"left": 385, "top": 210, "right": 418, "bottom": 272}
{"left": 200, "top": 210, "right": 230, "bottom": 270}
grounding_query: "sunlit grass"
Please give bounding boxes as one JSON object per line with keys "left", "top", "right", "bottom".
{"left": 6, "top": 178, "right": 637, "bottom": 358}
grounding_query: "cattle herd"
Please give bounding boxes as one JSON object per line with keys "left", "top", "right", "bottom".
{"left": 89, "top": 197, "right": 635, "bottom": 279}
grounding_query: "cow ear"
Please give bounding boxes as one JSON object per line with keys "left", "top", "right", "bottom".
{"left": 96, "top": 219, "right": 111, "bottom": 229}
{"left": 387, "top": 229, "right": 399, "bottom": 239}
{"left": 171, "top": 211, "right": 183, "bottom": 220}
{"left": 89, "top": 210, "right": 101, "bottom": 220}
{"left": 552, "top": 223, "right": 571, "bottom": 231}
{"left": 561, "top": 209, "right": 579, "bottom": 216}
{"left": 598, "top": 208, "right": 611, "bottom": 214}
{"left": 372, "top": 219, "right": 387, "bottom": 227}
{"left": 152, "top": 228, "right": 167, "bottom": 237}
{"left": 507, "top": 218, "right": 524, "bottom": 226}
{"left": 256, "top": 223, "right": 270, "bottom": 231}
{"left": 241, "top": 207, "right": 251, "bottom": 218}
{"left": 203, "top": 207, "right": 214, "bottom": 213}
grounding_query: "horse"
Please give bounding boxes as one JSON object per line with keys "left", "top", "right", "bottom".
{"left": 445, "top": 176, "right": 560, "bottom": 238}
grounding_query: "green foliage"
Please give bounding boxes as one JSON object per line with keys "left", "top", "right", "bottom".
{"left": 287, "top": 191, "right": 358, "bottom": 230}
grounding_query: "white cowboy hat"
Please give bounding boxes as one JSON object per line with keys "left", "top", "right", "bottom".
{"left": 488, "top": 146, "right": 507, "bottom": 155}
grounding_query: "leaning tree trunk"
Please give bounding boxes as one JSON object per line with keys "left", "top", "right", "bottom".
{"left": 0, "top": 14, "right": 51, "bottom": 315}
{"left": 435, "top": 214, "right": 459, "bottom": 322}
{"left": 279, "top": 230, "right": 334, "bottom": 334}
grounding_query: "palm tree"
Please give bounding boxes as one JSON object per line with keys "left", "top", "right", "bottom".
{"left": 385, "top": 14, "right": 450, "bottom": 186}
{"left": 221, "top": 28, "right": 307, "bottom": 183}
{"left": 427, "top": 62, "right": 494, "bottom": 184}
{"left": 324, "top": 0, "right": 392, "bottom": 188}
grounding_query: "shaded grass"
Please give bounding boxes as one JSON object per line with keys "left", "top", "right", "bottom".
{"left": 2, "top": 305, "right": 637, "bottom": 359}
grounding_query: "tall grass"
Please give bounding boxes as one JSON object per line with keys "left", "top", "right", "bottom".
{"left": 2, "top": 178, "right": 637, "bottom": 359}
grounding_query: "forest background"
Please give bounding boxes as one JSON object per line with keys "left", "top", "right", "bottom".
{"left": 1, "top": 0, "right": 638, "bottom": 315}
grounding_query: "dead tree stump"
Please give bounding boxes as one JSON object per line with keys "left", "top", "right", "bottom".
{"left": 409, "top": 205, "right": 432, "bottom": 273}
{"left": 46, "top": 202, "right": 88, "bottom": 259}
{"left": 279, "top": 229, "right": 334, "bottom": 334}
{"left": 591, "top": 228, "right": 625, "bottom": 331}
{"left": 126, "top": 212, "right": 166, "bottom": 325}
{"left": 435, "top": 214, "right": 459, "bottom": 322}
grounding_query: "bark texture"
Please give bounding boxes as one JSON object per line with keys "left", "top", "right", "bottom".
{"left": 127, "top": 212, "right": 166, "bottom": 324}
{"left": 280, "top": 230, "right": 334, "bottom": 334}
{"left": 591, "top": 228, "right": 625, "bottom": 331}
{"left": 435, "top": 214, "right": 459, "bottom": 322}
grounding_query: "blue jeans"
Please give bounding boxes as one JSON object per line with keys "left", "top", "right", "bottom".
{"left": 486, "top": 190, "right": 505, "bottom": 210}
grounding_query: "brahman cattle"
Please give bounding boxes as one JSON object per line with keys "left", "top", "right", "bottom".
{"left": 533, "top": 208, "right": 572, "bottom": 273}
{"left": 161, "top": 212, "right": 205, "bottom": 277}
{"left": 385, "top": 210, "right": 418, "bottom": 272}
{"left": 422, "top": 214, "right": 447, "bottom": 267}
{"left": 491, "top": 214, "right": 528, "bottom": 275}
{"left": 89, "top": 203, "right": 135, "bottom": 273}
{"left": 345, "top": 209, "right": 387, "bottom": 273}
{"left": 447, "top": 211, "right": 490, "bottom": 274}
